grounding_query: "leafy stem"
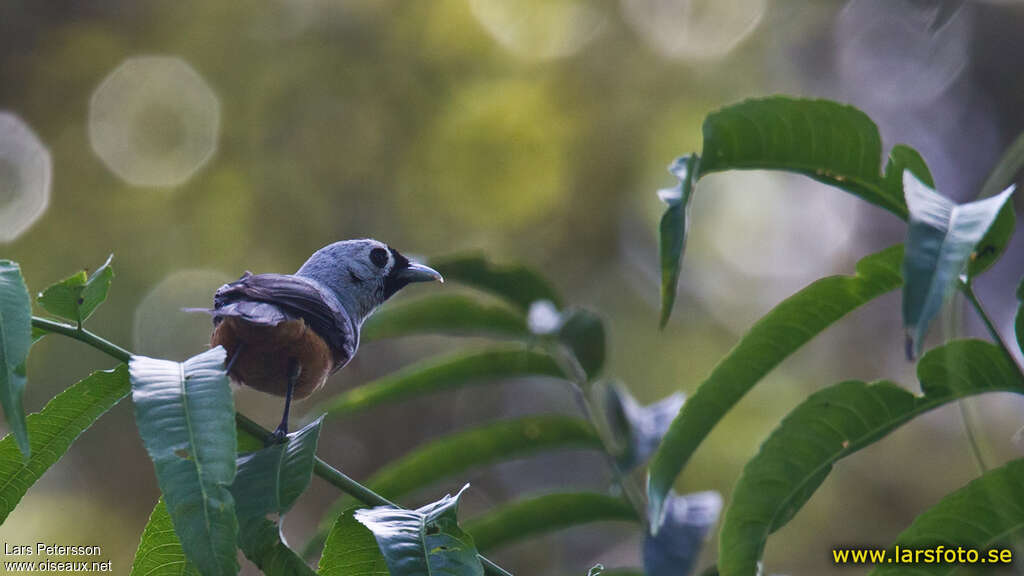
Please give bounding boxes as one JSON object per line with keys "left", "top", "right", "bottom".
{"left": 544, "top": 341, "right": 648, "bottom": 523}
{"left": 31, "top": 316, "right": 132, "bottom": 363}
{"left": 960, "top": 281, "right": 1024, "bottom": 380}
{"left": 29, "top": 315, "right": 513, "bottom": 576}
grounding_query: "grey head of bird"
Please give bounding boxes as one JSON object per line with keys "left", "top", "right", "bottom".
{"left": 295, "top": 238, "right": 443, "bottom": 324}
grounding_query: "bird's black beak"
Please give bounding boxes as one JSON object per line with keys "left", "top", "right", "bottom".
{"left": 396, "top": 261, "right": 444, "bottom": 284}
{"left": 383, "top": 250, "right": 443, "bottom": 300}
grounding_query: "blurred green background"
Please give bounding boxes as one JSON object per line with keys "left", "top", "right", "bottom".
{"left": 2, "top": 1, "right": 1024, "bottom": 574}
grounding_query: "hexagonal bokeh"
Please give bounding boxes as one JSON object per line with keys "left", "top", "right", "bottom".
{"left": 133, "top": 269, "right": 231, "bottom": 361}
{"left": 89, "top": 56, "right": 220, "bottom": 188}
{"left": 0, "top": 112, "right": 52, "bottom": 243}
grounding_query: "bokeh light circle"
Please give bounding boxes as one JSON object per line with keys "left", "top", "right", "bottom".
{"left": 0, "top": 112, "right": 51, "bottom": 243}
{"left": 469, "top": 0, "right": 607, "bottom": 61}
{"left": 620, "top": 0, "right": 766, "bottom": 61}
{"left": 89, "top": 56, "right": 220, "bottom": 188}
{"left": 836, "top": 0, "right": 971, "bottom": 106}
{"left": 683, "top": 171, "right": 861, "bottom": 332}
{"left": 133, "top": 269, "right": 231, "bottom": 361}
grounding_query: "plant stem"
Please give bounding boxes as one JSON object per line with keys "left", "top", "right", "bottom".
{"left": 31, "top": 316, "right": 513, "bottom": 576}
{"left": 31, "top": 317, "right": 131, "bottom": 363}
{"left": 960, "top": 282, "right": 1024, "bottom": 380}
{"left": 545, "top": 342, "right": 649, "bottom": 522}
{"left": 958, "top": 284, "right": 1024, "bottom": 576}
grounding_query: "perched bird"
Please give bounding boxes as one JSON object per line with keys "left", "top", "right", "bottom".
{"left": 191, "top": 239, "right": 442, "bottom": 441}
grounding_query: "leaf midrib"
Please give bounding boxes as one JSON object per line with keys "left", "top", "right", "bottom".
{"left": 177, "top": 362, "right": 217, "bottom": 563}
{"left": 916, "top": 203, "right": 965, "bottom": 332}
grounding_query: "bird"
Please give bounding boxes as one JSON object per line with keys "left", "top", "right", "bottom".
{"left": 190, "top": 239, "right": 443, "bottom": 442}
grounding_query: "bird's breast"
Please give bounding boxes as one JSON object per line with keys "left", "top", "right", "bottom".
{"left": 211, "top": 317, "right": 334, "bottom": 399}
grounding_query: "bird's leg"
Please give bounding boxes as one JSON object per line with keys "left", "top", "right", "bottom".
{"left": 269, "top": 358, "right": 300, "bottom": 445}
{"left": 225, "top": 342, "right": 245, "bottom": 374}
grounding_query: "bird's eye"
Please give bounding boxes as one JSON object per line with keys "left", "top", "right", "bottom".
{"left": 370, "top": 247, "right": 389, "bottom": 268}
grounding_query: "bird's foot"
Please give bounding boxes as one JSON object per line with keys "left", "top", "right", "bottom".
{"left": 266, "top": 426, "right": 288, "bottom": 445}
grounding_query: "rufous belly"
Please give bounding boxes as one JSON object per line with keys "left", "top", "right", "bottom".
{"left": 211, "top": 316, "right": 332, "bottom": 399}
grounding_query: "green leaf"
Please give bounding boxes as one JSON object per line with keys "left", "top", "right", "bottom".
{"left": 36, "top": 254, "right": 114, "bottom": 326}
{"left": 355, "top": 485, "right": 484, "bottom": 576}
{"left": 902, "top": 173, "right": 1015, "bottom": 359}
{"left": 883, "top": 144, "right": 935, "bottom": 190}
{"left": 131, "top": 499, "right": 200, "bottom": 576}
{"left": 465, "top": 492, "right": 638, "bottom": 552}
{"left": 231, "top": 420, "right": 321, "bottom": 574}
{"left": 348, "top": 415, "right": 597, "bottom": 505}
{"left": 969, "top": 131, "right": 1024, "bottom": 277}
{"left": 557, "top": 308, "right": 606, "bottom": 381}
{"left": 238, "top": 518, "right": 317, "bottom": 576}
{"left": 717, "top": 340, "right": 1024, "bottom": 576}
{"left": 658, "top": 155, "right": 699, "bottom": 328}
{"left": 307, "top": 416, "right": 601, "bottom": 557}
{"left": 231, "top": 417, "right": 322, "bottom": 520}
{"left": 0, "top": 365, "right": 130, "bottom": 523}
{"left": 319, "top": 507, "right": 390, "bottom": 576}
{"left": 0, "top": 260, "right": 33, "bottom": 458}
{"left": 322, "top": 347, "right": 564, "bottom": 418}
{"left": 647, "top": 245, "right": 904, "bottom": 533}
{"left": 362, "top": 294, "right": 529, "bottom": 342}
{"left": 699, "top": 97, "right": 909, "bottom": 218}
{"left": 129, "top": 347, "right": 239, "bottom": 576}
{"left": 869, "top": 457, "right": 1024, "bottom": 576}
{"left": 968, "top": 203, "right": 1016, "bottom": 278}
{"left": 431, "top": 254, "right": 562, "bottom": 311}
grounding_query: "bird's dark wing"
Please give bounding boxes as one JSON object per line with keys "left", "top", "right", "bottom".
{"left": 207, "top": 272, "right": 357, "bottom": 369}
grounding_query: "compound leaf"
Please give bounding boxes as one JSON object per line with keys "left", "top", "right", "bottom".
{"left": 718, "top": 340, "right": 1024, "bottom": 576}
{"left": 465, "top": 493, "right": 639, "bottom": 553}
{"left": 307, "top": 416, "right": 600, "bottom": 557}
{"left": 322, "top": 347, "right": 564, "bottom": 418}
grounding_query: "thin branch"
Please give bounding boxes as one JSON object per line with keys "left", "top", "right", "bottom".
{"left": 32, "top": 317, "right": 131, "bottom": 363}
{"left": 960, "top": 282, "right": 1024, "bottom": 380}
{"left": 30, "top": 315, "right": 514, "bottom": 576}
